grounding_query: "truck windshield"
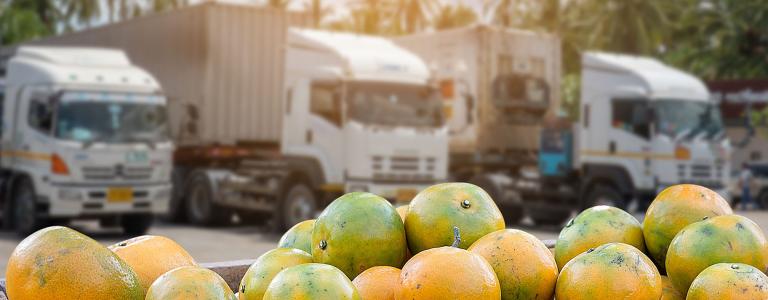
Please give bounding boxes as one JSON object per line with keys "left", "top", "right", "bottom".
{"left": 347, "top": 82, "right": 443, "bottom": 128}
{"left": 54, "top": 96, "right": 169, "bottom": 144}
{"left": 654, "top": 99, "right": 724, "bottom": 140}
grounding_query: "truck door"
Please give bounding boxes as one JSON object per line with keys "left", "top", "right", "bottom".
{"left": 606, "top": 98, "right": 653, "bottom": 190}
{"left": 14, "top": 88, "right": 55, "bottom": 170}
{"left": 306, "top": 82, "right": 345, "bottom": 183}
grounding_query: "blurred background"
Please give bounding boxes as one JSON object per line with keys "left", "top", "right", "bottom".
{"left": 0, "top": 0, "right": 767, "bottom": 272}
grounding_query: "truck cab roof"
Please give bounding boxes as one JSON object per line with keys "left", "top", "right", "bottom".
{"left": 583, "top": 52, "right": 709, "bottom": 101}
{"left": 288, "top": 28, "right": 430, "bottom": 85}
{"left": 6, "top": 46, "right": 161, "bottom": 93}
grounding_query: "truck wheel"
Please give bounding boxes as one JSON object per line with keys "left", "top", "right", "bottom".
{"left": 121, "top": 214, "right": 153, "bottom": 236}
{"left": 12, "top": 178, "right": 45, "bottom": 236}
{"left": 584, "top": 184, "right": 626, "bottom": 210}
{"left": 185, "top": 172, "right": 228, "bottom": 226}
{"left": 277, "top": 182, "right": 317, "bottom": 231}
{"left": 166, "top": 169, "right": 188, "bottom": 222}
{"left": 758, "top": 190, "right": 768, "bottom": 210}
{"left": 470, "top": 175, "right": 523, "bottom": 225}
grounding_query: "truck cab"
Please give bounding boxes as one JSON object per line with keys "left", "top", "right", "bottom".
{"left": 576, "top": 52, "right": 730, "bottom": 208}
{"left": 0, "top": 47, "right": 173, "bottom": 235}
{"left": 283, "top": 29, "right": 448, "bottom": 204}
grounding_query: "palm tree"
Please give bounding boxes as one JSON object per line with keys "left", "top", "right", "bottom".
{"left": 305, "top": 0, "right": 331, "bottom": 28}
{"left": 433, "top": 3, "right": 477, "bottom": 30}
{"left": 61, "top": 0, "right": 101, "bottom": 31}
{"left": 0, "top": 2, "right": 50, "bottom": 45}
{"left": 392, "top": 0, "right": 439, "bottom": 34}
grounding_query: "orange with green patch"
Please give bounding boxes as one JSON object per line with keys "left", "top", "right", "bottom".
{"left": 278, "top": 219, "right": 315, "bottom": 254}
{"left": 5, "top": 226, "right": 144, "bottom": 300}
{"left": 555, "top": 205, "right": 644, "bottom": 270}
{"left": 687, "top": 263, "right": 768, "bottom": 299}
{"left": 556, "top": 243, "right": 662, "bottom": 300}
{"left": 263, "top": 263, "right": 361, "bottom": 300}
{"left": 238, "top": 248, "right": 313, "bottom": 300}
{"left": 660, "top": 276, "right": 683, "bottom": 300}
{"left": 469, "top": 229, "right": 557, "bottom": 300}
{"left": 643, "top": 184, "right": 732, "bottom": 269}
{"left": 352, "top": 266, "right": 400, "bottom": 300}
{"left": 405, "top": 182, "right": 504, "bottom": 253}
{"left": 146, "top": 266, "right": 235, "bottom": 300}
{"left": 312, "top": 192, "right": 407, "bottom": 279}
{"left": 395, "top": 245, "right": 501, "bottom": 299}
{"left": 665, "top": 214, "right": 768, "bottom": 294}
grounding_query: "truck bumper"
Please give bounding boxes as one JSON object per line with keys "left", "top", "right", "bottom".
{"left": 345, "top": 180, "right": 439, "bottom": 204}
{"left": 42, "top": 182, "right": 172, "bottom": 217}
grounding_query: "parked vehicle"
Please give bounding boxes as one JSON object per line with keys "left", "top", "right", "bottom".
{"left": 19, "top": 2, "right": 448, "bottom": 230}
{"left": 394, "top": 25, "right": 561, "bottom": 223}
{"left": 0, "top": 46, "right": 173, "bottom": 235}
{"left": 729, "top": 163, "right": 768, "bottom": 209}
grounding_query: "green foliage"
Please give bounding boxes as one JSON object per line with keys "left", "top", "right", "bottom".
{"left": 433, "top": 4, "right": 477, "bottom": 30}
{"left": 0, "top": 4, "right": 51, "bottom": 45}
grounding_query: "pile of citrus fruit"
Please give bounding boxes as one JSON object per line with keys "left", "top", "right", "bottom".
{"left": 5, "top": 182, "right": 768, "bottom": 299}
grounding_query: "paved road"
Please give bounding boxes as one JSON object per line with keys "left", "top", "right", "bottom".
{"left": 1, "top": 210, "right": 766, "bottom": 275}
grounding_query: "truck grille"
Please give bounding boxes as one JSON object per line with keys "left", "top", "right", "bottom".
{"left": 371, "top": 156, "right": 436, "bottom": 183}
{"left": 82, "top": 166, "right": 153, "bottom": 181}
{"left": 691, "top": 164, "right": 712, "bottom": 178}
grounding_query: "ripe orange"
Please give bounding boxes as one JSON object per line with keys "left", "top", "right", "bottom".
{"left": 395, "top": 246, "right": 500, "bottom": 299}
{"left": 643, "top": 184, "right": 732, "bottom": 268}
{"left": 555, "top": 205, "right": 644, "bottom": 269}
{"left": 6, "top": 226, "right": 143, "bottom": 300}
{"left": 665, "top": 214, "right": 768, "bottom": 293}
{"left": 556, "top": 243, "right": 661, "bottom": 300}
{"left": 109, "top": 235, "right": 197, "bottom": 292}
{"left": 146, "top": 266, "right": 235, "bottom": 300}
{"left": 405, "top": 182, "right": 504, "bottom": 253}
{"left": 687, "top": 263, "right": 768, "bottom": 299}
{"left": 352, "top": 266, "right": 400, "bottom": 300}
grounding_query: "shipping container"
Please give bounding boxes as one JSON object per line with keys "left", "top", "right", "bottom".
{"left": 26, "top": 2, "right": 289, "bottom": 146}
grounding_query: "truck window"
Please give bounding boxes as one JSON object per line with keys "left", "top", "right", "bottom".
{"left": 611, "top": 99, "right": 650, "bottom": 139}
{"left": 28, "top": 99, "right": 54, "bottom": 134}
{"left": 310, "top": 83, "right": 341, "bottom": 126}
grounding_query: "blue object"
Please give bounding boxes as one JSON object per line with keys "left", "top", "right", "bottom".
{"left": 539, "top": 125, "right": 573, "bottom": 177}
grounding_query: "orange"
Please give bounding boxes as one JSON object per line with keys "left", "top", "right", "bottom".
{"left": 238, "top": 248, "right": 313, "bottom": 300}
{"left": 687, "top": 263, "right": 768, "bottom": 299}
{"left": 263, "top": 263, "right": 361, "bottom": 299}
{"left": 643, "top": 184, "right": 732, "bottom": 269}
{"left": 312, "top": 192, "right": 407, "bottom": 279}
{"left": 405, "top": 182, "right": 504, "bottom": 253}
{"left": 660, "top": 276, "right": 684, "bottom": 300}
{"left": 146, "top": 266, "right": 235, "bottom": 300}
{"left": 555, "top": 205, "right": 644, "bottom": 269}
{"left": 352, "top": 266, "right": 400, "bottom": 300}
{"left": 109, "top": 235, "right": 197, "bottom": 292}
{"left": 469, "top": 229, "right": 557, "bottom": 300}
{"left": 6, "top": 226, "right": 143, "bottom": 300}
{"left": 278, "top": 219, "right": 315, "bottom": 254}
{"left": 395, "top": 246, "right": 501, "bottom": 299}
{"left": 555, "top": 243, "right": 661, "bottom": 300}
{"left": 665, "top": 214, "right": 768, "bottom": 293}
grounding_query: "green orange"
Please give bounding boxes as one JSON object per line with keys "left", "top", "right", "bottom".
{"left": 5, "top": 226, "right": 144, "bottom": 300}
{"left": 469, "top": 229, "right": 557, "bottom": 300}
{"left": 555, "top": 205, "right": 644, "bottom": 270}
{"left": 263, "top": 263, "right": 361, "bottom": 300}
{"left": 312, "top": 192, "right": 407, "bottom": 279}
{"left": 687, "top": 263, "right": 768, "bottom": 299}
{"left": 238, "top": 248, "right": 313, "bottom": 300}
{"left": 278, "top": 219, "right": 315, "bottom": 254}
{"left": 643, "top": 184, "right": 732, "bottom": 268}
{"left": 665, "top": 214, "right": 768, "bottom": 293}
{"left": 146, "top": 266, "right": 235, "bottom": 300}
{"left": 556, "top": 243, "right": 661, "bottom": 300}
{"left": 405, "top": 182, "right": 504, "bottom": 253}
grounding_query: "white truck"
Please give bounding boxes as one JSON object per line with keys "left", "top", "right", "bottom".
{"left": 24, "top": 3, "right": 448, "bottom": 230}
{"left": 0, "top": 46, "right": 173, "bottom": 235}
{"left": 519, "top": 52, "right": 731, "bottom": 224}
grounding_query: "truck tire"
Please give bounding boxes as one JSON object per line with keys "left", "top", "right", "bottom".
{"left": 584, "top": 184, "right": 626, "bottom": 210}
{"left": 166, "top": 169, "right": 188, "bottom": 222}
{"left": 185, "top": 172, "right": 229, "bottom": 226}
{"left": 470, "top": 174, "right": 523, "bottom": 225}
{"left": 121, "top": 214, "right": 153, "bottom": 236}
{"left": 12, "top": 178, "right": 45, "bottom": 236}
{"left": 758, "top": 190, "right": 768, "bottom": 210}
{"left": 277, "top": 182, "right": 317, "bottom": 231}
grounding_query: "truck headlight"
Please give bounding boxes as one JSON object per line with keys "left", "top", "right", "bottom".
{"left": 58, "top": 189, "right": 82, "bottom": 201}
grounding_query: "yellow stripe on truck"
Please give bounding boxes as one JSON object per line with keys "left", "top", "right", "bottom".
{"left": 581, "top": 150, "right": 676, "bottom": 160}
{"left": 0, "top": 151, "right": 51, "bottom": 161}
